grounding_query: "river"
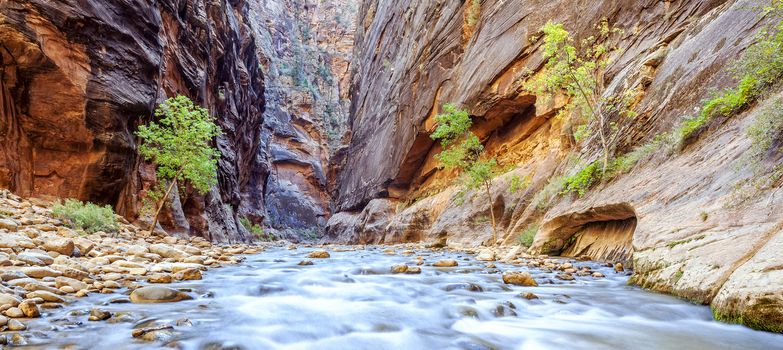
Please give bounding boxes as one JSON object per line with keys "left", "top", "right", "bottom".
{"left": 18, "top": 246, "right": 783, "bottom": 350}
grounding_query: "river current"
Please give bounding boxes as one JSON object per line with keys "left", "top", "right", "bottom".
{"left": 18, "top": 246, "right": 783, "bottom": 350}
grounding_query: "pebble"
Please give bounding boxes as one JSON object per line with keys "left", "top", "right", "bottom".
{"left": 7, "top": 319, "right": 26, "bottom": 331}
{"left": 88, "top": 308, "right": 112, "bottom": 321}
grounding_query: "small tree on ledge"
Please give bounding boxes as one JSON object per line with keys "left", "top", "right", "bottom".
{"left": 430, "top": 103, "right": 500, "bottom": 244}
{"left": 524, "top": 20, "right": 633, "bottom": 176}
{"left": 136, "top": 95, "right": 222, "bottom": 233}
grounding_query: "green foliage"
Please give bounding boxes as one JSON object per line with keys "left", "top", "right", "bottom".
{"left": 136, "top": 95, "right": 222, "bottom": 194}
{"left": 508, "top": 174, "right": 531, "bottom": 193}
{"left": 136, "top": 95, "right": 222, "bottom": 231}
{"left": 466, "top": 0, "right": 481, "bottom": 27}
{"left": 561, "top": 161, "right": 601, "bottom": 197}
{"left": 525, "top": 20, "right": 631, "bottom": 174}
{"left": 52, "top": 199, "right": 119, "bottom": 234}
{"left": 678, "top": 3, "right": 783, "bottom": 144}
{"left": 431, "top": 103, "right": 502, "bottom": 241}
{"left": 240, "top": 217, "right": 271, "bottom": 241}
{"left": 518, "top": 223, "right": 540, "bottom": 247}
{"left": 431, "top": 104, "right": 499, "bottom": 188}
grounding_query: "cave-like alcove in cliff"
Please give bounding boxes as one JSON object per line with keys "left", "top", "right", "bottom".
{"left": 538, "top": 203, "right": 637, "bottom": 266}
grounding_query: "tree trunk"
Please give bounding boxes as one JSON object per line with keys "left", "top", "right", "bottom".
{"left": 148, "top": 167, "right": 184, "bottom": 234}
{"left": 485, "top": 181, "right": 498, "bottom": 244}
{"left": 598, "top": 112, "right": 609, "bottom": 176}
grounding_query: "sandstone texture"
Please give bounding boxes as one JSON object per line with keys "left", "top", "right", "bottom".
{"left": 329, "top": 0, "right": 783, "bottom": 332}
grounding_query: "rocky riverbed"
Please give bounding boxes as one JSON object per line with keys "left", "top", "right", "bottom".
{"left": 1, "top": 191, "right": 782, "bottom": 349}
{"left": 0, "top": 190, "right": 259, "bottom": 346}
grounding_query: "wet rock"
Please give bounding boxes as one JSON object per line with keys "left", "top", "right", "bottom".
{"left": 405, "top": 266, "right": 422, "bottom": 274}
{"left": 88, "top": 308, "right": 112, "bottom": 321}
{"left": 297, "top": 260, "right": 314, "bottom": 266}
{"left": 132, "top": 325, "right": 175, "bottom": 342}
{"left": 556, "top": 273, "right": 575, "bottom": 281}
{"left": 444, "top": 283, "right": 484, "bottom": 292}
{"left": 0, "top": 315, "right": 7, "bottom": 327}
{"left": 18, "top": 300, "right": 40, "bottom": 318}
{"left": 307, "top": 250, "right": 330, "bottom": 259}
{"left": 592, "top": 272, "right": 605, "bottom": 278}
{"left": 8, "top": 333, "right": 26, "bottom": 346}
{"left": 519, "top": 292, "right": 539, "bottom": 300}
{"left": 130, "top": 286, "right": 192, "bottom": 303}
{"left": 502, "top": 271, "right": 538, "bottom": 286}
{"left": 485, "top": 263, "right": 497, "bottom": 269}
{"left": 391, "top": 264, "right": 408, "bottom": 273}
{"left": 614, "top": 263, "right": 624, "bottom": 273}
{"left": 433, "top": 259, "right": 458, "bottom": 267}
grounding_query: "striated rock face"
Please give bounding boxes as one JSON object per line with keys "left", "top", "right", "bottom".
{"left": 249, "top": 0, "right": 357, "bottom": 240}
{"left": 0, "top": 0, "right": 357, "bottom": 242}
{"left": 332, "top": 0, "right": 783, "bottom": 331}
{"left": 0, "top": 0, "right": 266, "bottom": 242}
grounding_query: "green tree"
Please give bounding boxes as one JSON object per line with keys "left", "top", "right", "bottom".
{"left": 430, "top": 103, "right": 501, "bottom": 243}
{"left": 525, "top": 20, "right": 632, "bottom": 175}
{"left": 136, "top": 95, "right": 222, "bottom": 233}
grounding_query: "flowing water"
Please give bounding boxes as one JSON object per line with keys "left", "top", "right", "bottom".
{"left": 17, "top": 246, "right": 783, "bottom": 350}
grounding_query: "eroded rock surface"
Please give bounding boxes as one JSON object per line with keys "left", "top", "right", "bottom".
{"left": 330, "top": 0, "right": 783, "bottom": 331}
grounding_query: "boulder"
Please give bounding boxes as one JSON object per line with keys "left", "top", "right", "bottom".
{"left": 149, "top": 244, "right": 189, "bottom": 260}
{"left": 129, "top": 286, "right": 192, "bottom": 303}
{"left": 43, "top": 239, "right": 75, "bottom": 256}
{"left": 433, "top": 259, "right": 458, "bottom": 267}
{"left": 502, "top": 271, "right": 538, "bottom": 286}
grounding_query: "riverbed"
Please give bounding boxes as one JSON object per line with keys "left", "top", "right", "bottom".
{"left": 16, "top": 246, "right": 783, "bottom": 349}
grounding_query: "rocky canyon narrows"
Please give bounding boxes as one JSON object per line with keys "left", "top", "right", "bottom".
{"left": 1, "top": 0, "right": 782, "bottom": 343}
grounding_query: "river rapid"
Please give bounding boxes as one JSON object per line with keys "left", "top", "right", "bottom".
{"left": 16, "top": 246, "right": 783, "bottom": 350}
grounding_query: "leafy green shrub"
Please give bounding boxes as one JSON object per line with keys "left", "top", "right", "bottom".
{"left": 518, "top": 223, "right": 540, "bottom": 247}
{"left": 431, "top": 103, "right": 502, "bottom": 242}
{"left": 136, "top": 95, "right": 222, "bottom": 233}
{"left": 508, "top": 174, "right": 531, "bottom": 193}
{"left": 466, "top": 0, "right": 481, "bottom": 26}
{"left": 52, "top": 199, "right": 119, "bottom": 234}
{"left": 240, "top": 217, "right": 270, "bottom": 241}
{"left": 561, "top": 161, "right": 601, "bottom": 197}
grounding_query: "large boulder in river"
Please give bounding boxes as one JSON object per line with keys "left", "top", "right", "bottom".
{"left": 502, "top": 271, "right": 538, "bottom": 287}
{"left": 130, "top": 286, "right": 192, "bottom": 304}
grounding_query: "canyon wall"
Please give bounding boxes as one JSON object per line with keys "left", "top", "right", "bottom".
{"left": 0, "top": 0, "right": 356, "bottom": 242}
{"left": 249, "top": 0, "right": 356, "bottom": 240}
{"left": 331, "top": 0, "right": 783, "bottom": 331}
